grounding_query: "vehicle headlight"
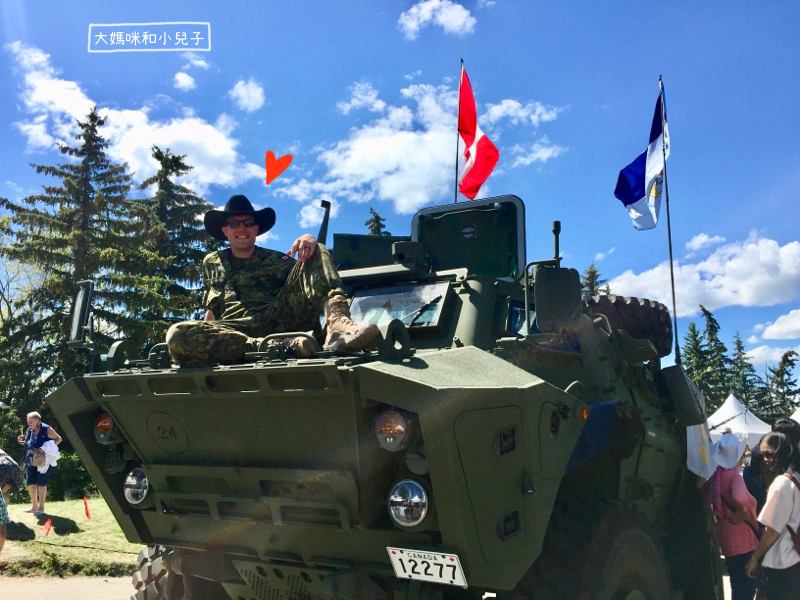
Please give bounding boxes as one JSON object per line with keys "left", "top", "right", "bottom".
{"left": 375, "top": 410, "right": 410, "bottom": 452}
{"left": 123, "top": 468, "right": 150, "bottom": 507}
{"left": 388, "top": 479, "right": 428, "bottom": 527}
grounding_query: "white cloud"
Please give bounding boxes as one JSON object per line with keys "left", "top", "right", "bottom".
{"left": 173, "top": 72, "right": 196, "bottom": 91}
{"left": 511, "top": 137, "right": 567, "bottom": 167}
{"left": 747, "top": 343, "right": 800, "bottom": 367}
{"left": 404, "top": 70, "right": 422, "bottom": 81}
{"left": 6, "top": 42, "right": 264, "bottom": 196}
{"left": 754, "top": 323, "right": 766, "bottom": 333}
{"left": 747, "top": 335, "right": 760, "bottom": 344}
{"left": 595, "top": 247, "right": 616, "bottom": 262}
{"left": 336, "top": 82, "right": 387, "bottom": 115}
{"left": 477, "top": 0, "right": 496, "bottom": 7}
{"left": 298, "top": 200, "right": 340, "bottom": 229}
{"left": 609, "top": 231, "right": 800, "bottom": 318}
{"left": 762, "top": 308, "right": 800, "bottom": 340}
{"left": 257, "top": 231, "right": 279, "bottom": 243}
{"left": 277, "top": 83, "right": 457, "bottom": 216}
{"left": 276, "top": 81, "right": 565, "bottom": 219}
{"left": 398, "top": 0, "right": 477, "bottom": 40}
{"left": 227, "top": 78, "right": 265, "bottom": 112}
{"left": 686, "top": 233, "right": 725, "bottom": 252}
{"left": 484, "top": 99, "right": 562, "bottom": 127}
{"left": 182, "top": 52, "right": 210, "bottom": 70}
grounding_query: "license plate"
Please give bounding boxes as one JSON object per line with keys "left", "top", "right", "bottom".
{"left": 386, "top": 547, "right": 468, "bottom": 588}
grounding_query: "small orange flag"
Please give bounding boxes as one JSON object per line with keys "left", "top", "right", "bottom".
{"left": 43, "top": 518, "right": 52, "bottom": 536}
{"left": 84, "top": 496, "right": 91, "bottom": 519}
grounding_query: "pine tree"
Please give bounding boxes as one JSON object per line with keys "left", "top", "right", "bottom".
{"left": 115, "top": 146, "right": 221, "bottom": 349}
{"left": 699, "top": 305, "right": 730, "bottom": 412}
{"left": 581, "top": 262, "right": 609, "bottom": 297}
{"left": 728, "top": 331, "right": 771, "bottom": 418}
{"left": 767, "top": 351, "right": 799, "bottom": 419}
{"left": 365, "top": 207, "right": 390, "bottom": 236}
{"left": 0, "top": 106, "right": 134, "bottom": 415}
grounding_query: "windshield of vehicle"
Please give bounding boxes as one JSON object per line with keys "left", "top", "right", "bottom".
{"left": 350, "top": 282, "right": 449, "bottom": 328}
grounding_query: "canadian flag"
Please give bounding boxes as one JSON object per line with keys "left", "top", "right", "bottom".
{"left": 458, "top": 66, "right": 499, "bottom": 200}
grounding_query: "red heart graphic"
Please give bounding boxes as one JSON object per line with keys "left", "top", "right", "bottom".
{"left": 449, "top": 558, "right": 454, "bottom": 562}
{"left": 391, "top": 551, "right": 396, "bottom": 554}
{"left": 265, "top": 151, "right": 293, "bottom": 185}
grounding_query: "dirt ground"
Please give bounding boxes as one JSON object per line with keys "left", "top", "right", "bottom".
{"left": 0, "top": 575, "right": 734, "bottom": 600}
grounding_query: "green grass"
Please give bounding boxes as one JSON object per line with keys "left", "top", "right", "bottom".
{"left": 1, "top": 497, "right": 144, "bottom": 577}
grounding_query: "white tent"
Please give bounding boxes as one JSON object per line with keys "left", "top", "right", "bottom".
{"left": 790, "top": 407, "right": 800, "bottom": 423}
{"left": 707, "top": 393, "right": 771, "bottom": 448}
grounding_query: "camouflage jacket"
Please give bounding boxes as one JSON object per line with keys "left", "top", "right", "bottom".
{"left": 202, "top": 247, "right": 295, "bottom": 323}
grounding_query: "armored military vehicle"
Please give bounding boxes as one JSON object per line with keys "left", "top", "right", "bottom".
{"left": 47, "top": 195, "right": 722, "bottom": 600}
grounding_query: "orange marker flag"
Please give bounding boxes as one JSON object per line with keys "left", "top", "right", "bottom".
{"left": 84, "top": 496, "right": 91, "bottom": 519}
{"left": 44, "top": 518, "right": 52, "bottom": 536}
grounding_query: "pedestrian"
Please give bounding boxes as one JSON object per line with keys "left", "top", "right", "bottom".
{"left": 16, "top": 411, "right": 62, "bottom": 515}
{"left": 773, "top": 418, "right": 800, "bottom": 455}
{"left": 744, "top": 444, "right": 768, "bottom": 515}
{"left": 705, "top": 432, "right": 759, "bottom": 600}
{"left": 745, "top": 432, "right": 800, "bottom": 598}
{"left": 0, "top": 401, "right": 11, "bottom": 555}
{"left": 0, "top": 447, "right": 23, "bottom": 508}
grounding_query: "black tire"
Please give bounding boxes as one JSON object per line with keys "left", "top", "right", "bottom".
{"left": 518, "top": 497, "right": 672, "bottom": 600}
{"left": 583, "top": 295, "right": 673, "bottom": 358}
{"left": 664, "top": 487, "right": 725, "bottom": 600}
{"left": 131, "top": 546, "right": 183, "bottom": 600}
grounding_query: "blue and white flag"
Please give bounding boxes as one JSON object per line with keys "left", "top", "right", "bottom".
{"left": 614, "top": 84, "right": 670, "bottom": 230}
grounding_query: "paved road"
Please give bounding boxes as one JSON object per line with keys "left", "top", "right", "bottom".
{"left": 0, "top": 575, "right": 733, "bottom": 599}
{"left": 0, "top": 576, "right": 133, "bottom": 599}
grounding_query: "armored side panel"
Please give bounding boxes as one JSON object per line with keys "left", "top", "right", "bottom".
{"left": 332, "top": 234, "right": 410, "bottom": 270}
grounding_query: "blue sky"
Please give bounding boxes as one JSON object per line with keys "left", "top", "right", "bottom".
{"left": 1, "top": 0, "right": 799, "bottom": 369}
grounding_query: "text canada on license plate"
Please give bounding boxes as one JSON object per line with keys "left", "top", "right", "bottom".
{"left": 386, "top": 547, "right": 468, "bottom": 588}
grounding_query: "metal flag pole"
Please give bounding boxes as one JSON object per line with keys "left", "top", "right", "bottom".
{"left": 454, "top": 59, "right": 463, "bottom": 204}
{"left": 659, "top": 75, "right": 681, "bottom": 364}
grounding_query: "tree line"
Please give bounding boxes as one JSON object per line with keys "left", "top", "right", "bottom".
{"left": 0, "top": 107, "right": 223, "bottom": 488}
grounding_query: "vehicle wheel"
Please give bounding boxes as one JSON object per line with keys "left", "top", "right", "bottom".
{"left": 516, "top": 497, "right": 672, "bottom": 600}
{"left": 132, "top": 546, "right": 180, "bottom": 600}
{"left": 663, "top": 486, "right": 724, "bottom": 600}
{"left": 583, "top": 296, "right": 672, "bottom": 358}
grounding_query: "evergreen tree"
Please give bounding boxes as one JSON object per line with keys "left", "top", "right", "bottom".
{"left": 767, "top": 351, "right": 799, "bottom": 419}
{"left": 681, "top": 321, "right": 708, "bottom": 388}
{"left": 116, "top": 146, "right": 221, "bottom": 349}
{"left": 0, "top": 106, "right": 134, "bottom": 420}
{"left": 728, "top": 332, "right": 771, "bottom": 418}
{"left": 699, "top": 305, "right": 730, "bottom": 412}
{"left": 581, "top": 262, "right": 609, "bottom": 296}
{"left": 365, "top": 207, "right": 390, "bottom": 236}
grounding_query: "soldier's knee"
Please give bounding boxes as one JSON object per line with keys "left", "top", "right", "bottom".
{"left": 166, "top": 321, "right": 198, "bottom": 351}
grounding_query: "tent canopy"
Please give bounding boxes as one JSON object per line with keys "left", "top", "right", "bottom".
{"left": 791, "top": 407, "right": 800, "bottom": 423}
{"left": 707, "top": 393, "right": 771, "bottom": 448}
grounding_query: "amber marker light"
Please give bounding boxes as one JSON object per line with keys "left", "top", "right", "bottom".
{"left": 94, "top": 413, "right": 114, "bottom": 443}
{"left": 581, "top": 407, "right": 590, "bottom": 419}
{"left": 375, "top": 410, "right": 410, "bottom": 452}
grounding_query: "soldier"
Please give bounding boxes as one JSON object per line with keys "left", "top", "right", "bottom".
{"left": 166, "top": 195, "right": 378, "bottom": 367}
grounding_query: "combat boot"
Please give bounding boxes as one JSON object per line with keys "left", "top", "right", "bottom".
{"left": 324, "top": 295, "right": 379, "bottom": 352}
{"left": 257, "top": 335, "right": 315, "bottom": 358}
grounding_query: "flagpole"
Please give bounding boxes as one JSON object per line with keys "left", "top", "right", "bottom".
{"left": 454, "top": 58, "right": 463, "bottom": 204}
{"left": 660, "top": 75, "right": 681, "bottom": 364}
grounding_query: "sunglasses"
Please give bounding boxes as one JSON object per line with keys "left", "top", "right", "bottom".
{"left": 224, "top": 218, "right": 257, "bottom": 229}
{"left": 762, "top": 450, "right": 776, "bottom": 459}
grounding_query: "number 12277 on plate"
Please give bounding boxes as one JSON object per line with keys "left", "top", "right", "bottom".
{"left": 386, "top": 547, "right": 468, "bottom": 588}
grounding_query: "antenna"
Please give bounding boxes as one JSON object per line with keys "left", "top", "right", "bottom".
{"left": 317, "top": 200, "right": 331, "bottom": 246}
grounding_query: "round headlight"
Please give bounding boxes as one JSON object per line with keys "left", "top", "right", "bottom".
{"left": 388, "top": 479, "right": 428, "bottom": 527}
{"left": 376, "top": 410, "right": 410, "bottom": 452}
{"left": 123, "top": 468, "right": 150, "bottom": 506}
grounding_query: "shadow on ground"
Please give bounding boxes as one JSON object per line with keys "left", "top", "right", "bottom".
{"left": 6, "top": 521, "right": 35, "bottom": 541}
{"left": 35, "top": 514, "right": 81, "bottom": 535}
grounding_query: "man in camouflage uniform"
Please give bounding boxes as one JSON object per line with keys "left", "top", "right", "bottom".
{"left": 166, "top": 195, "right": 378, "bottom": 367}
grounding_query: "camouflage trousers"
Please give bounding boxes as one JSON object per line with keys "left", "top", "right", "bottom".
{"left": 167, "top": 245, "right": 343, "bottom": 367}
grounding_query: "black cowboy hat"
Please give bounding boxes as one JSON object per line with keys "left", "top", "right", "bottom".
{"left": 204, "top": 195, "right": 276, "bottom": 241}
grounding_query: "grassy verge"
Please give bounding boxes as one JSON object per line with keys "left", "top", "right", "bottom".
{"left": 1, "top": 497, "right": 144, "bottom": 577}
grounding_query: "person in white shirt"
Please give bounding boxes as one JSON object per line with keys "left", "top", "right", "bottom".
{"left": 745, "top": 432, "right": 800, "bottom": 599}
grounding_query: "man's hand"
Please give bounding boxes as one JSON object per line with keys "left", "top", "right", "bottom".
{"left": 289, "top": 234, "right": 317, "bottom": 263}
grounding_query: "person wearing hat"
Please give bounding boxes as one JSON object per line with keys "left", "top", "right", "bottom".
{"left": 703, "top": 432, "right": 759, "bottom": 600}
{"left": 166, "top": 195, "right": 379, "bottom": 367}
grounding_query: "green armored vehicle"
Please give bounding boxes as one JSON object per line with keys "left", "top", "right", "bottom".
{"left": 47, "top": 196, "right": 722, "bottom": 600}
